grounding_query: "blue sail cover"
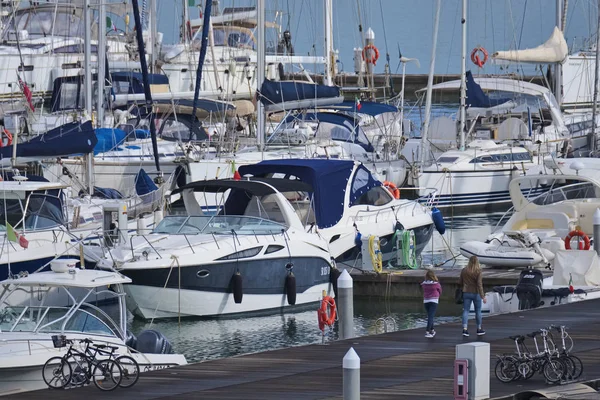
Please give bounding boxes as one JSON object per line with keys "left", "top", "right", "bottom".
{"left": 239, "top": 159, "right": 355, "bottom": 229}
{"left": 0, "top": 121, "right": 97, "bottom": 160}
{"left": 135, "top": 168, "right": 158, "bottom": 196}
{"left": 259, "top": 80, "right": 340, "bottom": 107}
{"left": 466, "top": 70, "right": 512, "bottom": 108}
{"left": 94, "top": 128, "right": 127, "bottom": 155}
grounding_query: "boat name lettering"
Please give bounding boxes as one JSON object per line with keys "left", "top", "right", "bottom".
{"left": 321, "top": 266, "right": 330, "bottom": 276}
{"left": 143, "top": 364, "right": 174, "bottom": 372}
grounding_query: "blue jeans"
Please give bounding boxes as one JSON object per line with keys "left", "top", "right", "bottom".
{"left": 424, "top": 302, "right": 438, "bottom": 332}
{"left": 462, "top": 292, "right": 482, "bottom": 329}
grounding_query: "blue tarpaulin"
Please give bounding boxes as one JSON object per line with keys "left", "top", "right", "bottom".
{"left": 466, "top": 70, "right": 512, "bottom": 108}
{"left": 0, "top": 121, "right": 97, "bottom": 159}
{"left": 239, "top": 159, "right": 356, "bottom": 229}
{"left": 94, "top": 128, "right": 127, "bottom": 155}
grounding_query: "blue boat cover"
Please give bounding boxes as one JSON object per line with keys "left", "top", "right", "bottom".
{"left": 135, "top": 169, "right": 158, "bottom": 196}
{"left": 0, "top": 121, "right": 97, "bottom": 160}
{"left": 239, "top": 159, "right": 380, "bottom": 229}
{"left": 466, "top": 71, "right": 512, "bottom": 108}
{"left": 280, "top": 112, "right": 374, "bottom": 152}
{"left": 94, "top": 128, "right": 127, "bottom": 155}
{"left": 327, "top": 101, "right": 398, "bottom": 116}
{"left": 259, "top": 80, "right": 340, "bottom": 106}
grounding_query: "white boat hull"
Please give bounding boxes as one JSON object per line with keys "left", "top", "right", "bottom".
{"left": 125, "top": 283, "right": 333, "bottom": 319}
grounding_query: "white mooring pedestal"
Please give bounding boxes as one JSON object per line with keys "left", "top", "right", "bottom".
{"left": 455, "top": 342, "right": 489, "bottom": 400}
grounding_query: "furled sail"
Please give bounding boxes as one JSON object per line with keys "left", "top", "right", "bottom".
{"left": 492, "top": 26, "right": 567, "bottom": 64}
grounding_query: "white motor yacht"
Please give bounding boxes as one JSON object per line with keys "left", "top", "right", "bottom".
{"left": 0, "top": 267, "right": 186, "bottom": 396}
{"left": 99, "top": 176, "right": 336, "bottom": 319}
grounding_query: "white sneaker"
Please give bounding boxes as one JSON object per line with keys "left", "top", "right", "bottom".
{"left": 430, "top": 330, "right": 436, "bottom": 337}
{"left": 425, "top": 331, "right": 433, "bottom": 338}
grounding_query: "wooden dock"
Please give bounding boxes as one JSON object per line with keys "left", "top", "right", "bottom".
{"left": 14, "top": 296, "right": 600, "bottom": 400}
{"left": 350, "top": 267, "right": 550, "bottom": 301}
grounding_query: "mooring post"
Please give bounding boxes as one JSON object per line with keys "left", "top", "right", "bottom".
{"left": 343, "top": 347, "right": 360, "bottom": 400}
{"left": 338, "top": 269, "right": 354, "bottom": 339}
{"left": 594, "top": 209, "right": 600, "bottom": 256}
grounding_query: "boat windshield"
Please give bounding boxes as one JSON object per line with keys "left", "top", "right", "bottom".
{"left": 4, "top": 9, "right": 84, "bottom": 40}
{"left": 532, "top": 182, "right": 600, "bottom": 206}
{"left": 153, "top": 215, "right": 285, "bottom": 235}
{"left": 0, "top": 193, "right": 64, "bottom": 231}
{"left": 0, "top": 306, "right": 115, "bottom": 337}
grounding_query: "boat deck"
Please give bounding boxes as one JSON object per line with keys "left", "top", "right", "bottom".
{"left": 15, "top": 296, "right": 600, "bottom": 399}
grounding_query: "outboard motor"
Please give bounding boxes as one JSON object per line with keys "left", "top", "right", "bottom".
{"left": 125, "top": 330, "right": 137, "bottom": 349}
{"left": 516, "top": 268, "right": 544, "bottom": 310}
{"left": 135, "top": 330, "right": 173, "bottom": 354}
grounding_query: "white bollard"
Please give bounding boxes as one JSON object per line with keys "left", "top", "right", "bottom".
{"left": 455, "top": 343, "right": 490, "bottom": 400}
{"left": 594, "top": 209, "right": 600, "bottom": 256}
{"left": 343, "top": 347, "right": 360, "bottom": 400}
{"left": 338, "top": 269, "right": 355, "bottom": 340}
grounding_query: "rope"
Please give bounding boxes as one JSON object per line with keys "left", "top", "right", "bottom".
{"left": 368, "top": 235, "right": 382, "bottom": 273}
{"left": 149, "top": 255, "right": 178, "bottom": 328}
{"left": 401, "top": 230, "right": 418, "bottom": 269}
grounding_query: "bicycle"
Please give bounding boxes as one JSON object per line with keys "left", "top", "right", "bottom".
{"left": 547, "top": 325, "right": 583, "bottom": 380}
{"left": 42, "top": 335, "right": 123, "bottom": 391}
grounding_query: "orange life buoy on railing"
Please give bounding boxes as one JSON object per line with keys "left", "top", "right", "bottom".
{"left": 317, "top": 296, "right": 336, "bottom": 331}
{"left": 382, "top": 181, "right": 400, "bottom": 199}
{"left": 470, "top": 46, "right": 488, "bottom": 68}
{"left": 362, "top": 44, "right": 380, "bottom": 65}
{"left": 0, "top": 129, "right": 13, "bottom": 148}
{"left": 564, "top": 229, "right": 590, "bottom": 250}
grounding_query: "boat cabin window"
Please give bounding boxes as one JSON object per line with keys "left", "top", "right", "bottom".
{"left": 153, "top": 215, "right": 284, "bottom": 235}
{"left": 531, "top": 182, "right": 599, "bottom": 205}
{"left": 8, "top": 10, "right": 84, "bottom": 39}
{"left": 194, "top": 27, "right": 254, "bottom": 49}
{"left": 469, "top": 152, "right": 531, "bottom": 163}
{"left": 0, "top": 193, "right": 63, "bottom": 231}
{"left": 353, "top": 186, "right": 393, "bottom": 206}
{"left": 1, "top": 306, "right": 114, "bottom": 336}
{"left": 437, "top": 157, "right": 459, "bottom": 164}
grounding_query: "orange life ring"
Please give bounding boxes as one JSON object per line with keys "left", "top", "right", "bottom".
{"left": 470, "top": 46, "right": 488, "bottom": 68}
{"left": 0, "top": 129, "right": 13, "bottom": 148}
{"left": 362, "top": 44, "right": 380, "bottom": 65}
{"left": 383, "top": 181, "right": 400, "bottom": 199}
{"left": 564, "top": 230, "right": 590, "bottom": 250}
{"left": 317, "top": 296, "right": 336, "bottom": 331}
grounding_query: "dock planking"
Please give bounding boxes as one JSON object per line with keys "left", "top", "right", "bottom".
{"left": 13, "top": 296, "right": 600, "bottom": 400}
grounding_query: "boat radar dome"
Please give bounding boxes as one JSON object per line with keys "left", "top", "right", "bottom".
{"left": 570, "top": 160, "right": 584, "bottom": 174}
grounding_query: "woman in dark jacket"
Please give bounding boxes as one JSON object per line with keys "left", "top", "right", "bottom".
{"left": 459, "top": 256, "right": 486, "bottom": 337}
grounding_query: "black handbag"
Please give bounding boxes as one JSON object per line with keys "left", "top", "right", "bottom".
{"left": 455, "top": 288, "right": 464, "bottom": 304}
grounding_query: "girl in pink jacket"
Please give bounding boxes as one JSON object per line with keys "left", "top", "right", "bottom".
{"left": 421, "top": 270, "right": 442, "bottom": 338}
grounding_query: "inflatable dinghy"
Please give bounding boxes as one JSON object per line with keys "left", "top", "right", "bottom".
{"left": 460, "top": 241, "right": 555, "bottom": 268}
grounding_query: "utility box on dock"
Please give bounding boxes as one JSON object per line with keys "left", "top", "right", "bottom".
{"left": 361, "top": 235, "right": 381, "bottom": 272}
{"left": 455, "top": 343, "right": 489, "bottom": 400}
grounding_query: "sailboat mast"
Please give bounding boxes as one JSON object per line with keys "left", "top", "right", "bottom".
{"left": 324, "top": 0, "right": 333, "bottom": 86}
{"left": 256, "top": 0, "right": 265, "bottom": 151}
{"left": 554, "top": 0, "right": 563, "bottom": 104}
{"left": 131, "top": 0, "right": 161, "bottom": 172}
{"left": 84, "top": 0, "right": 94, "bottom": 195}
{"left": 419, "top": 0, "right": 442, "bottom": 164}
{"left": 189, "top": 0, "right": 212, "bottom": 137}
{"left": 590, "top": 0, "right": 600, "bottom": 153}
{"left": 459, "top": 0, "right": 467, "bottom": 151}
{"left": 97, "top": 0, "right": 106, "bottom": 127}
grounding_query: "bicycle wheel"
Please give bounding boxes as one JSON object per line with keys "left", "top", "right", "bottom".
{"left": 568, "top": 354, "right": 583, "bottom": 380}
{"left": 495, "top": 358, "right": 517, "bottom": 383}
{"left": 65, "top": 354, "right": 91, "bottom": 387}
{"left": 92, "top": 359, "right": 122, "bottom": 391}
{"left": 517, "top": 360, "right": 534, "bottom": 380}
{"left": 542, "top": 357, "right": 565, "bottom": 384}
{"left": 115, "top": 355, "right": 140, "bottom": 388}
{"left": 42, "top": 356, "right": 72, "bottom": 389}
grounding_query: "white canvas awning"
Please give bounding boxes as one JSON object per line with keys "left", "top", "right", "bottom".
{"left": 492, "top": 26, "right": 568, "bottom": 64}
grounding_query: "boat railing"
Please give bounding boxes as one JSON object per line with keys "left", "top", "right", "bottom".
{"left": 351, "top": 195, "right": 433, "bottom": 226}
{"left": 128, "top": 233, "right": 164, "bottom": 260}
{"left": 0, "top": 337, "right": 134, "bottom": 357}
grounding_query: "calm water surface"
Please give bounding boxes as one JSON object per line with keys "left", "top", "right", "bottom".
{"left": 130, "top": 211, "right": 506, "bottom": 363}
